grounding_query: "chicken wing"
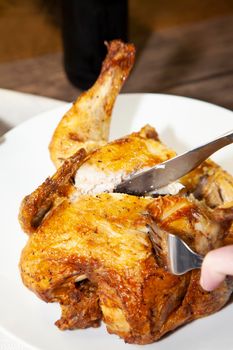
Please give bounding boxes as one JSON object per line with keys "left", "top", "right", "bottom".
{"left": 19, "top": 148, "right": 87, "bottom": 235}
{"left": 49, "top": 40, "right": 135, "bottom": 168}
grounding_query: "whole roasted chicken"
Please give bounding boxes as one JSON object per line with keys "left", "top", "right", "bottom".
{"left": 19, "top": 40, "right": 233, "bottom": 344}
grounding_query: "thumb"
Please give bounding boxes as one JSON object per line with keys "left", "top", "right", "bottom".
{"left": 200, "top": 245, "right": 233, "bottom": 291}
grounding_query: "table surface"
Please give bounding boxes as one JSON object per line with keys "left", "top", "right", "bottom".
{"left": 0, "top": 15, "right": 232, "bottom": 110}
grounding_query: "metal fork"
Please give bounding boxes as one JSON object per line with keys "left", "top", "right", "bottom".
{"left": 149, "top": 225, "right": 203, "bottom": 275}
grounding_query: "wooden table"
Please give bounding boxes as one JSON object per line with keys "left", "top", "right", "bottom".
{"left": 0, "top": 15, "right": 232, "bottom": 110}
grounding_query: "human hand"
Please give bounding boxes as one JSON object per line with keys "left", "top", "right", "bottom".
{"left": 200, "top": 245, "right": 233, "bottom": 291}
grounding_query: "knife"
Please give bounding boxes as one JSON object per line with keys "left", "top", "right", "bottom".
{"left": 115, "top": 129, "right": 233, "bottom": 196}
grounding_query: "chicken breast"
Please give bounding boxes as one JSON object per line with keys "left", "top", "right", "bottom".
{"left": 19, "top": 125, "right": 176, "bottom": 234}
{"left": 74, "top": 125, "right": 176, "bottom": 195}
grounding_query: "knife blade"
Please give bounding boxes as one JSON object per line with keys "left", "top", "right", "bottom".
{"left": 114, "top": 129, "right": 233, "bottom": 196}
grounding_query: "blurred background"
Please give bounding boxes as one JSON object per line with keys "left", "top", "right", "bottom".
{"left": 0, "top": 0, "right": 233, "bottom": 108}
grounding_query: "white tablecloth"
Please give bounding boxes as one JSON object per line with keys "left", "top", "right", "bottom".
{"left": 0, "top": 89, "right": 67, "bottom": 350}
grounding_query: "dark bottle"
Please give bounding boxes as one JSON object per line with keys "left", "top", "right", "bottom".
{"left": 61, "top": 0, "right": 128, "bottom": 90}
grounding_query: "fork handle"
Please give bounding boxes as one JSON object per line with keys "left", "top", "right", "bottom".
{"left": 192, "top": 252, "right": 203, "bottom": 269}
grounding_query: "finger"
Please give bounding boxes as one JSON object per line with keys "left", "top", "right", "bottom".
{"left": 200, "top": 245, "right": 233, "bottom": 291}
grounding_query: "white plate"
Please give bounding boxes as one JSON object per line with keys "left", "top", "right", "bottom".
{"left": 0, "top": 93, "right": 233, "bottom": 350}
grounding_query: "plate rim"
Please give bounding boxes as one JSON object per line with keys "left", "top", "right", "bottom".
{"left": 2, "top": 93, "right": 233, "bottom": 141}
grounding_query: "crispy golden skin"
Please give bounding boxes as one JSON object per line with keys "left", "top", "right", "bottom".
{"left": 20, "top": 194, "right": 152, "bottom": 342}
{"left": 77, "top": 125, "right": 174, "bottom": 174}
{"left": 181, "top": 159, "right": 233, "bottom": 242}
{"left": 148, "top": 195, "right": 230, "bottom": 267}
{"left": 18, "top": 148, "right": 87, "bottom": 234}
{"left": 49, "top": 40, "right": 135, "bottom": 168}
{"left": 148, "top": 195, "right": 233, "bottom": 340}
{"left": 20, "top": 193, "right": 233, "bottom": 344}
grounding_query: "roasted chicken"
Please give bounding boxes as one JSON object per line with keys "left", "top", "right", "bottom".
{"left": 19, "top": 40, "right": 233, "bottom": 344}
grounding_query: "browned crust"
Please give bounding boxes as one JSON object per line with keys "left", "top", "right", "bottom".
{"left": 19, "top": 191, "right": 233, "bottom": 344}
{"left": 101, "top": 40, "right": 135, "bottom": 77}
{"left": 181, "top": 159, "right": 233, "bottom": 207}
{"left": 148, "top": 195, "right": 226, "bottom": 257}
{"left": 18, "top": 148, "right": 87, "bottom": 234}
{"left": 55, "top": 279, "right": 102, "bottom": 330}
{"left": 212, "top": 201, "right": 233, "bottom": 222}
